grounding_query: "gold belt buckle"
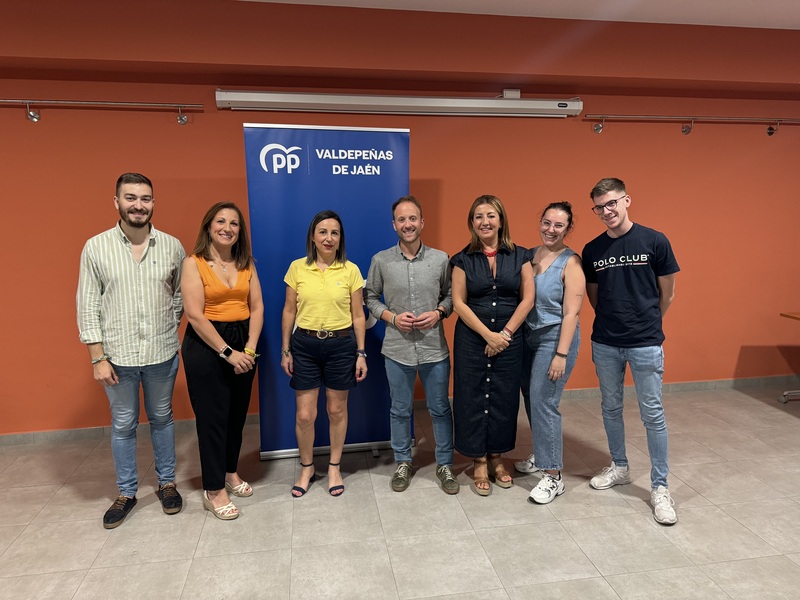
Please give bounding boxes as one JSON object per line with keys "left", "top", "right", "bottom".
{"left": 316, "top": 329, "right": 332, "bottom": 340}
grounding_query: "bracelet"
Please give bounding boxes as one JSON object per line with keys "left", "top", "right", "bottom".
{"left": 91, "top": 354, "right": 111, "bottom": 364}
{"left": 500, "top": 329, "right": 512, "bottom": 341}
{"left": 281, "top": 349, "right": 291, "bottom": 357}
{"left": 502, "top": 327, "right": 513, "bottom": 337}
{"left": 244, "top": 347, "right": 260, "bottom": 358}
{"left": 356, "top": 349, "right": 367, "bottom": 358}
{"left": 391, "top": 314, "right": 397, "bottom": 328}
{"left": 555, "top": 351, "right": 567, "bottom": 358}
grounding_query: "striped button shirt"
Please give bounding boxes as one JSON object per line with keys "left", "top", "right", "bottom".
{"left": 77, "top": 222, "right": 185, "bottom": 367}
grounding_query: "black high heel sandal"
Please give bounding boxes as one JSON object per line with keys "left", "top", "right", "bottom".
{"left": 291, "top": 462, "right": 316, "bottom": 498}
{"left": 328, "top": 462, "right": 345, "bottom": 497}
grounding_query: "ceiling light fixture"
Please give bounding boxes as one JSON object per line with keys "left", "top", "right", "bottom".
{"left": 1, "top": 99, "right": 203, "bottom": 124}
{"left": 25, "top": 102, "right": 40, "bottom": 122}
{"left": 586, "top": 114, "right": 800, "bottom": 134}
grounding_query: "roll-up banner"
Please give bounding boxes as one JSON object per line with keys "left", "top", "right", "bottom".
{"left": 243, "top": 124, "right": 410, "bottom": 459}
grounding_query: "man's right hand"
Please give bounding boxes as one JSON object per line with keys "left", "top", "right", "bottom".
{"left": 394, "top": 311, "right": 417, "bottom": 333}
{"left": 94, "top": 361, "right": 119, "bottom": 386}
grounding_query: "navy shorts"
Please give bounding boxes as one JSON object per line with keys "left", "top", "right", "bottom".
{"left": 290, "top": 328, "right": 357, "bottom": 391}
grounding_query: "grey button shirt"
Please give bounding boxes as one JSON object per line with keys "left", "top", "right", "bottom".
{"left": 364, "top": 243, "right": 452, "bottom": 366}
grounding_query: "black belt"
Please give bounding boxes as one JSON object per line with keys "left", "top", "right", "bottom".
{"left": 296, "top": 327, "right": 353, "bottom": 339}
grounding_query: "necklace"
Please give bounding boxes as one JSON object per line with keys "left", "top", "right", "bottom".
{"left": 482, "top": 248, "right": 498, "bottom": 258}
{"left": 215, "top": 257, "right": 232, "bottom": 272}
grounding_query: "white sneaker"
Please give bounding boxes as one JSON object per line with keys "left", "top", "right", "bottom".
{"left": 514, "top": 453, "right": 539, "bottom": 474}
{"left": 590, "top": 462, "right": 631, "bottom": 490}
{"left": 650, "top": 486, "right": 677, "bottom": 525}
{"left": 528, "top": 472, "right": 565, "bottom": 505}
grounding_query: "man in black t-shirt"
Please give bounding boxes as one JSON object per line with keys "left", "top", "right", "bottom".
{"left": 582, "top": 178, "right": 679, "bottom": 526}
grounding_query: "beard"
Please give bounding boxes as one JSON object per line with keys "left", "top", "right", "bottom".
{"left": 119, "top": 207, "right": 152, "bottom": 228}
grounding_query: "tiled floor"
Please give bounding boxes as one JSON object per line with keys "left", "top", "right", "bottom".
{"left": 2, "top": 385, "right": 800, "bottom": 599}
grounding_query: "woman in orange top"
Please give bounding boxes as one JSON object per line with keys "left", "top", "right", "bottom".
{"left": 182, "top": 202, "right": 264, "bottom": 520}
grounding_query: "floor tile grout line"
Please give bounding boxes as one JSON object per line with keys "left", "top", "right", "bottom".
{"left": 715, "top": 500, "right": 796, "bottom": 557}
{"left": 3, "top": 387, "right": 800, "bottom": 596}
{"left": 697, "top": 557, "right": 785, "bottom": 599}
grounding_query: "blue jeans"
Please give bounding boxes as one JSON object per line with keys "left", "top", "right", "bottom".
{"left": 591, "top": 342, "right": 668, "bottom": 489}
{"left": 527, "top": 324, "right": 580, "bottom": 471}
{"left": 385, "top": 357, "right": 453, "bottom": 465}
{"left": 104, "top": 354, "right": 179, "bottom": 497}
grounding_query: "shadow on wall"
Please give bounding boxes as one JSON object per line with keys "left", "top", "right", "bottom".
{"left": 734, "top": 345, "right": 800, "bottom": 380}
{"left": 776, "top": 345, "right": 800, "bottom": 373}
{"left": 732, "top": 345, "right": 800, "bottom": 406}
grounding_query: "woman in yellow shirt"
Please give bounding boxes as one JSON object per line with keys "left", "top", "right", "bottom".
{"left": 281, "top": 210, "right": 368, "bottom": 497}
{"left": 182, "top": 202, "right": 264, "bottom": 520}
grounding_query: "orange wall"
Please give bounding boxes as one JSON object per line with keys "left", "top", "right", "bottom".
{"left": 2, "top": 2, "right": 799, "bottom": 435}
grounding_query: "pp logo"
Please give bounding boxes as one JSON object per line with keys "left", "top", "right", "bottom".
{"left": 259, "top": 143, "right": 302, "bottom": 174}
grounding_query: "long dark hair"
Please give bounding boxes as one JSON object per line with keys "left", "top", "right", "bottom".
{"left": 305, "top": 210, "right": 346, "bottom": 265}
{"left": 191, "top": 202, "right": 253, "bottom": 270}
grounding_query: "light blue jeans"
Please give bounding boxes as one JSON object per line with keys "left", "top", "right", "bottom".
{"left": 591, "top": 342, "right": 669, "bottom": 489}
{"left": 527, "top": 324, "right": 580, "bottom": 471}
{"left": 385, "top": 357, "right": 454, "bottom": 466}
{"left": 104, "top": 354, "right": 179, "bottom": 497}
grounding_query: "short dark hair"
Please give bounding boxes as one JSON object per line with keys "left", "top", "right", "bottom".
{"left": 590, "top": 178, "right": 625, "bottom": 200}
{"left": 305, "top": 210, "right": 346, "bottom": 265}
{"left": 191, "top": 202, "right": 253, "bottom": 270}
{"left": 540, "top": 201, "right": 575, "bottom": 230}
{"left": 391, "top": 195, "right": 423, "bottom": 218}
{"left": 116, "top": 173, "right": 153, "bottom": 197}
{"left": 467, "top": 195, "right": 515, "bottom": 253}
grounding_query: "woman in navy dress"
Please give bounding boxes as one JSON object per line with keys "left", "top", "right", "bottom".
{"left": 450, "top": 195, "right": 534, "bottom": 496}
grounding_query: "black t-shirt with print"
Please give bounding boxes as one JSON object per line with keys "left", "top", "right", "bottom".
{"left": 582, "top": 223, "right": 679, "bottom": 347}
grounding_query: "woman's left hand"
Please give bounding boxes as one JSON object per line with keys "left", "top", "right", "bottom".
{"left": 229, "top": 350, "right": 256, "bottom": 375}
{"left": 548, "top": 355, "right": 566, "bottom": 381}
{"left": 355, "top": 356, "right": 368, "bottom": 382}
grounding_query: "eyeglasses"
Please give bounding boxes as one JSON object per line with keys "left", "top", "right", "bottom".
{"left": 591, "top": 196, "right": 627, "bottom": 215}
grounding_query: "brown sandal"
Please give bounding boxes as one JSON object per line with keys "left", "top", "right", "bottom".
{"left": 488, "top": 454, "right": 514, "bottom": 489}
{"left": 473, "top": 458, "right": 492, "bottom": 496}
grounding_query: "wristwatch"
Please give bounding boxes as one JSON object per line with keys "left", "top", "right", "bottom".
{"left": 218, "top": 345, "right": 233, "bottom": 359}
{"left": 436, "top": 308, "right": 446, "bottom": 320}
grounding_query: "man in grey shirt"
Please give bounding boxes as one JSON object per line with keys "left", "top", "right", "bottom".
{"left": 364, "top": 196, "right": 457, "bottom": 494}
{"left": 77, "top": 173, "right": 185, "bottom": 528}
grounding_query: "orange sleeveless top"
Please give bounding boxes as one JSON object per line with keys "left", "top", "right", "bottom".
{"left": 194, "top": 255, "right": 252, "bottom": 322}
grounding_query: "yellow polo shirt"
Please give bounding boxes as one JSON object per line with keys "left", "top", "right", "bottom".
{"left": 284, "top": 258, "right": 364, "bottom": 330}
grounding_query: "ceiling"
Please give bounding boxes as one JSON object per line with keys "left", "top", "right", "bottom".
{"left": 243, "top": 0, "right": 800, "bottom": 30}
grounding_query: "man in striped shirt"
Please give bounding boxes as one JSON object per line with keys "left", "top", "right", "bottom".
{"left": 77, "top": 173, "right": 186, "bottom": 529}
